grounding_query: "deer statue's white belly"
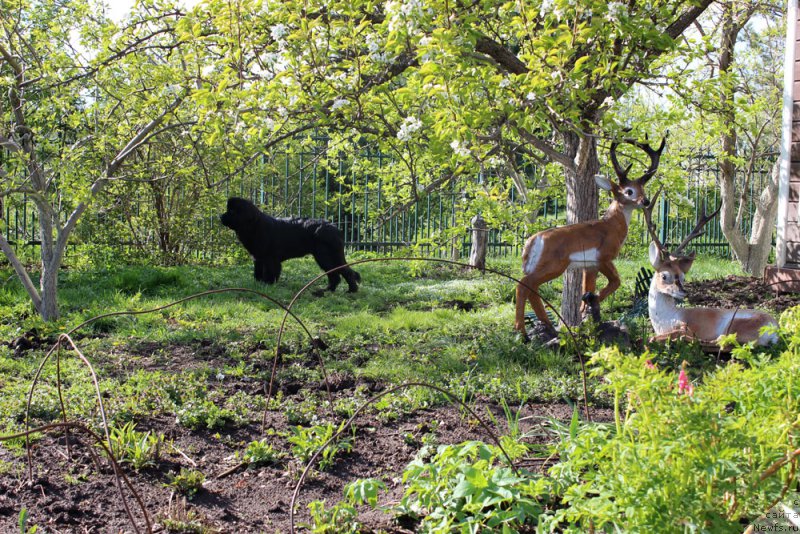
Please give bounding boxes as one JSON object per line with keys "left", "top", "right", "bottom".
{"left": 568, "top": 248, "right": 600, "bottom": 269}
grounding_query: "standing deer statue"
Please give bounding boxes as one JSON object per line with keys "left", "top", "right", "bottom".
{"left": 515, "top": 136, "right": 666, "bottom": 340}
{"left": 643, "top": 197, "right": 778, "bottom": 347}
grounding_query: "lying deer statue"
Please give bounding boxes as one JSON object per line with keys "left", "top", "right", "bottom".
{"left": 643, "top": 197, "right": 778, "bottom": 347}
{"left": 515, "top": 136, "right": 666, "bottom": 340}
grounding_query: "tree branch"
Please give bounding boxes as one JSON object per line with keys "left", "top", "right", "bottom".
{"left": 0, "top": 134, "right": 22, "bottom": 153}
{"left": 474, "top": 36, "right": 528, "bottom": 75}
{"left": 207, "top": 121, "right": 320, "bottom": 189}
{"left": 0, "top": 231, "right": 41, "bottom": 312}
{"left": 59, "top": 91, "right": 187, "bottom": 248}
{"left": 665, "top": 0, "right": 716, "bottom": 40}
{"left": 514, "top": 126, "right": 574, "bottom": 169}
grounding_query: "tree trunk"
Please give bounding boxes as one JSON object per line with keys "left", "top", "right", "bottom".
{"left": 39, "top": 259, "right": 60, "bottom": 321}
{"left": 36, "top": 199, "right": 61, "bottom": 320}
{"left": 561, "top": 131, "right": 600, "bottom": 326}
{"left": 38, "top": 205, "right": 64, "bottom": 321}
{"left": 737, "top": 161, "right": 779, "bottom": 276}
{"left": 716, "top": 4, "right": 776, "bottom": 277}
{"left": 469, "top": 214, "right": 488, "bottom": 270}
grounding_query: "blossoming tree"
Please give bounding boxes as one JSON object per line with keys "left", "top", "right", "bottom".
{"left": 0, "top": 1, "right": 194, "bottom": 320}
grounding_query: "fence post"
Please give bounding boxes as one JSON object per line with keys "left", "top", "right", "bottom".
{"left": 469, "top": 214, "right": 488, "bottom": 270}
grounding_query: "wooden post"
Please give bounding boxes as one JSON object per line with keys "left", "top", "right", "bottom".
{"left": 469, "top": 214, "right": 488, "bottom": 270}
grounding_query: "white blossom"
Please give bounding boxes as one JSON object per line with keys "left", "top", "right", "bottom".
{"left": 366, "top": 34, "right": 391, "bottom": 63}
{"left": 386, "top": 0, "right": 426, "bottom": 33}
{"left": 264, "top": 51, "right": 289, "bottom": 72}
{"left": 526, "top": 92, "right": 536, "bottom": 101}
{"left": 499, "top": 78, "right": 511, "bottom": 88}
{"left": 450, "top": 139, "right": 471, "bottom": 158}
{"left": 539, "top": 0, "right": 554, "bottom": 17}
{"left": 606, "top": 2, "right": 626, "bottom": 21}
{"left": 271, "top": 23, "right": 288, "bottom": 41}
{"left": 676, "top": 194, "right": 695, "bottom": 208}
{"left": 331, "top": 98, "right": 349, "bottom": 111}
{"left": 397, "top": 116, "right": 423, "bottom": 141}
{"left": 367, "top": 34, "right": 381, "bottom": 54}
{"left": 487, "top": 156, "right": 504, "bottom": 167}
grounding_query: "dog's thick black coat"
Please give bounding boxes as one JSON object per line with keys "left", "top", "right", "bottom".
{"left": 220, "top": 197, "right": 360, "bottom": 292}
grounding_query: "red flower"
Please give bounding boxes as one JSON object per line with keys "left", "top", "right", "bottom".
{"left": 644, "top": 359, "right": 656, "bottom": 370}
{"left": 678, "top": 367, "right": 694, "bottom": 396}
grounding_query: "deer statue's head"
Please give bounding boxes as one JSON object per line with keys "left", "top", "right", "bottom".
{"left": 595, "top": 135, "right": 667, "bottom": 213}
{"left": 648, "top": 242, "right": 695, "bottom": 301}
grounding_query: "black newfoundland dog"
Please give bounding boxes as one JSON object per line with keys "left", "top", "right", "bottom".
{"left": 220, "top": 197, "right": 360, "bottom": 293}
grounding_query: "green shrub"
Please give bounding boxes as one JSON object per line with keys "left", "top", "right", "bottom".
{"left": 541, "top": 310, "right": 800, "bottom": 532}
{"left": 397, "top": 441, "right": 549, "bottom": 532}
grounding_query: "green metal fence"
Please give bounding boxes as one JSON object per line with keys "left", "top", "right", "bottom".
{"left": 1, "top": 148, "right": 777, "bottom": 264}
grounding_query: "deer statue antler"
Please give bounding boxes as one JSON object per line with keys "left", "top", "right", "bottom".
{"left": 609, "top": 133, "right": 667, "bottom": 186}
{"left": 628, "top": 134, "right": 667, "bottom": 184}
{"left": 641, "top": 185, "right": 664, "bottom": 255}
{"left": 671, "top": 201, "right": 721, "bottom": 256}
{"left": 609, "top": 140, "right": 633, "bottom": 184}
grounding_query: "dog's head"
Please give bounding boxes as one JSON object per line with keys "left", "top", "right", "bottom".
{"left": 220, "top": 197, "right": 260, "bottom": 230}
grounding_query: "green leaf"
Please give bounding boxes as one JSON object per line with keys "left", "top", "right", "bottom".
{"left": 569, "top": 406, "right": 580, "bottom": 440}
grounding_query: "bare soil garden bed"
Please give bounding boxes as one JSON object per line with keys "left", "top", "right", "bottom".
{"left": 0, "top": 374, "right": 612, "bottom": 533}
{"left": 686, "top": 274, "right": 800, "bottom": 313}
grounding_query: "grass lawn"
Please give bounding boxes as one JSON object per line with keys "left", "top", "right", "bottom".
{"left": 0, "top": 251, "right": 750, "bottom": 426}
{"left": 0, "top": 251, "right": 744, "bottom": 411}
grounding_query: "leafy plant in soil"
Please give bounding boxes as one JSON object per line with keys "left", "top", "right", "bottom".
{"left": 159, "top": 496, "right": 217, "bottom": 533}
{"left": 286, "top": 422, "right": 354, "bottom": 471}
{"left": 304, "top": 478, "right": 387, "bottom": 534}
{"left": 18, "top": 508, "right": 37, "bottom": 534}
{"left": 241, "top": 438, "right": 282, "bottom": 468}
{"left": 304, "top": 500, "right": 360, "bottom": 534}
{"left": 105, "top": 421, "right": 163, "bottom": 470}
{"left": 175, "top": 400, "right": 236, "bottom": 430}
{"left": 167, "top": 468, "right": 206, "bottom": 499}
{"left": 284, "top": 394, "right": 327, "bottom": 426}
{"left": 396, "top": 440, "right": 549, "bottom": 533}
